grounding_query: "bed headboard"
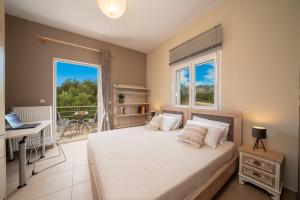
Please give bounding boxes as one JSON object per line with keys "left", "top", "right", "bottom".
{"left": 159, "top": 106, "right": 242, "bottom": 146}
{"left": 160, "top": 105, "right": 188, "bottom": 127}
{"left": 188, "top": 109, "right": 242, "bottom": 146}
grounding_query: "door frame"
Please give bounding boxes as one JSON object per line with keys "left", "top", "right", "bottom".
{"left": 52, "top": 58, "right": 102, "bottom": 136}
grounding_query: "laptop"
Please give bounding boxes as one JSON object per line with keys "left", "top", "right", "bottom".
{"left": 5, "top": 113, "right": 41, "bottom": 130}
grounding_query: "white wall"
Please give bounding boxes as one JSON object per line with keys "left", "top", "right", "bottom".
{"left": 146, "top": 0, "right": 300, "bottom": 191}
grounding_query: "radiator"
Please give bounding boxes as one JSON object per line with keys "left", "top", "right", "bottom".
{"left": 11, "top": 106, "right": 54, "bottom": 151}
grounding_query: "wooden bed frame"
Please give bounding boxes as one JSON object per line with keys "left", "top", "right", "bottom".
{"left": 88, "top": 106, "right": 242, "bottom": 200}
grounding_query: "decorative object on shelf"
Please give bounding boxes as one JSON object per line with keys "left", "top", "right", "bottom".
{"left": 97, "top": 0, "right": 127, "bottom": 19}
{"left": 118, "top": 94, "right": 125, "bottom": 103}
{"left": 139, "top": 105, "right": 145, "bottom": 114}
{"left": 252, "top": 126, "right": 267, "bottom": 152}
{"left": 120, "top": 106, "right": 125, "bottom": 115}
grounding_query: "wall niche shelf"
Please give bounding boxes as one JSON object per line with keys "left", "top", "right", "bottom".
{"left": 115, "top": 113, "right": 150, "bottom": 118}
{"left": 114, "top": 103, "right": 150, "bottom": 106}
{"left": 113, "top": 84, "right": 151, "bottom": 129}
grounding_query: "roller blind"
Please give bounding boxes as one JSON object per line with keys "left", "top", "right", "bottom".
{"left": 169, "top": 25, "right": 222, "bottom": 65}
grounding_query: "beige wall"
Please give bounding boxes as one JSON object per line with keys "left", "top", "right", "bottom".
{"left": 5, "top": 15, "right": 146, "bottom": 110}
{"left": 147, "top": 0, "right": 300, "bottom": 191}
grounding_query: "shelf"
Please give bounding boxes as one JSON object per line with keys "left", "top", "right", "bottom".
{"left": 113, "top": 84, "right": 150, "bottom": 130}
{"left": 115, "top": 123, "right": 146, "bottom": 129}
{"left": 115, "top": 91, "right": 150, "bottom": 95}
{"left": 115, "top": 103, "right": 150, "bottom": 106}
{"left": 115, "top": 113, "right": 150, "bottom": 118}
{"left": 114, "top": 84, "right": 148, "bottom": 90}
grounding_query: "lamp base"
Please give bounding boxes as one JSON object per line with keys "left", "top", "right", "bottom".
{"left": 253, "top": 138, "right": 266, "bottom": 152}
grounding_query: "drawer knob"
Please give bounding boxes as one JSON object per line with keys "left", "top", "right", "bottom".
{"left": 253, "top": 160, "right": 261, "bottom": 166}
{"left": 253, "top": 172, "right": 261, "bottom": 178}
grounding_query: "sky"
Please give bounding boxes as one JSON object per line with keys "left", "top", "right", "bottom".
{"left": 179, "top": 60, "right": 215, "bottom": 86}
{"left": 195, "top": 60, "right": 215, "bottom": 86}
{"left": 56, "top": 61, "right": 98, "bottom": 86}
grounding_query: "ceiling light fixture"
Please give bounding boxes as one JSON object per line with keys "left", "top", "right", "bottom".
{"left": 97, "top": 0, "right": 127, "bottom": 19}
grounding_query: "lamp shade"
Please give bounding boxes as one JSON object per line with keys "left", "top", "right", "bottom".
{"left": 252, "top": 126, "right": 267, "bottom": 139}
{"left": 150, "top": 111, "right": 156, "bottom": 118}
{"left": 97, "top": 0, "right": 127, "bottom": 19}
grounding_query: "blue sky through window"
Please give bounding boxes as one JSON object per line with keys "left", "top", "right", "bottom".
{"left": 195, "top": 60, "right": 214, "bottom": 86}
{"left": 178, "top": 60, "right": 214, "bottom": 86}
{"left": 179, "top": 67, "right": 190, "bottom": 86}
{"left": 56, "top": 61, "right": 98, "bottom": 86}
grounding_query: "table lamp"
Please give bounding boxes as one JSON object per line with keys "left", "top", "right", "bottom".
{"left": 252, "top": 126, "right": 267, "bottom": 152}
{"left": 150, "top": 111, "right": 156, "bottom": 118}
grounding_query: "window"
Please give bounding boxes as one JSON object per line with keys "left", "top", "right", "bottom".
{"left": 174, "top": 66, "right": 190, "bottom": 105}
{"left": 172, "top": 52, "right": 219, "bottom": 109}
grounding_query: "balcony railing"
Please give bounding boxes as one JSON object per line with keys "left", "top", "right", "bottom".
{"left": 57, "top": 106, "right": 99, "bottom": 120}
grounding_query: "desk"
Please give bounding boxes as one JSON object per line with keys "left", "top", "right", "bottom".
{"left": 5, "top": 120, "right": 52, "bottom": 188}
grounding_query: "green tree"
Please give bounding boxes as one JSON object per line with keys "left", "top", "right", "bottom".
{"left": 57, "top": 79, "right": 97, "bottom": 107}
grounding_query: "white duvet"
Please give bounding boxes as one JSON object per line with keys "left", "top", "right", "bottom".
{"left": 87, "top": 126, "right": 236, "bottom": 200}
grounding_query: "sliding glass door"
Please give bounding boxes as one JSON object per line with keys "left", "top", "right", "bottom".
{"left": 53, "top": 59, "right": 102, "bottom": 141}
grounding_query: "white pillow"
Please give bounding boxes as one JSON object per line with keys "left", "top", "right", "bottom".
{"left": 178, "top": 120, "right": 208, "bottom": 148}
{"left": 191, "top": 120, "right": 225, "bottom": 148}
{"left": 146, "top": 115, "right": 162, "bottom": 131}
{"left": 159, "top": 114, "right": 178, "bottom": 132}
{"left": 163, "top": 113, "right": 182, "bottom": 129}
{"left": 192, "top": 116, "right": 230, "bottom": 144}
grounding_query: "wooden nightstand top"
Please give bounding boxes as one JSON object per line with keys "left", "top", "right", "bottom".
{"left": 239, "top": 144, "right": 284, "bottom": 164}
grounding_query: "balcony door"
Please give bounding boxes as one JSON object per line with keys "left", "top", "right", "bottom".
{"left": 53, "top": 58, "right": 103, "bottom": 139}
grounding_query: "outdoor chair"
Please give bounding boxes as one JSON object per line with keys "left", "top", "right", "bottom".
{"left": 56, "top": 112, "right": 78, "bottom": 138}
{"left": 83, "top": 111, "right": 98, "bottom": 133}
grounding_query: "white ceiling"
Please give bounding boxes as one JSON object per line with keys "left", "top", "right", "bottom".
{"left": 5, "top": 0, "right": 223, "bottom": 53}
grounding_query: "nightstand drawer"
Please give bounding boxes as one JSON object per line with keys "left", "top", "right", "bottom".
{"left": 242, "top": 165, "right": 275, "bottom": 188}
{"left": 242, "top": 154, "right": 275, "bottom": 174}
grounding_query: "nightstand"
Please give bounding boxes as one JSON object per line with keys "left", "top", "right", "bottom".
{"left": 238, "top": 144, "right": 284, "bottom": 200}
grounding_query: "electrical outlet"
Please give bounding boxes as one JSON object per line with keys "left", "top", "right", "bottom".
{"left": 40, "top": 99, "right": 46, "bottom": 104}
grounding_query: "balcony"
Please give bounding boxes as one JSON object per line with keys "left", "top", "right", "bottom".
{"left": 56, "top": 106, "right": 99, "bottom": 143}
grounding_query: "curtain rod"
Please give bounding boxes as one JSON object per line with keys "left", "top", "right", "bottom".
{"left": 37, "top": 35, "right": 103, "bottom": 53}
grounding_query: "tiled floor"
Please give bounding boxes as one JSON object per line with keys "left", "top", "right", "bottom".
{"left": 6, "top": 140, "right": 296, "bottom": 200}
{"left": 7, "top": 140, "right": 92, "bottom": 200}
{"left": 213, "top": 176, "right": 296, "bottom": 200}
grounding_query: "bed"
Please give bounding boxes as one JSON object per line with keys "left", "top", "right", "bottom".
{"left": 88, "top": 106, "right": 242, "bottom": 200}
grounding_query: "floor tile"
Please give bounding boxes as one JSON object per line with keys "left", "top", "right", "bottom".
{"left": 37, "top": 188, "right": 72, "bottom": 200}
{"left": 213, "top": 175, "right": 296, "bottom": 200}
{"left": 8, "top": 170, "right": 73, "bottom": 200}
{"left": 73, "top": 165, "right": 90, "bottom": 186}
{"left": 72, "top": 181, "right": 93, "bottom": 200}
{"left": 61, "top": 140, "right": 87, "bottom": 158}
{"left": 29, "top": 156, "right": 74, "bottom": 182}
{"left": 74, "top": 155, "right": 87, "bottom": 168}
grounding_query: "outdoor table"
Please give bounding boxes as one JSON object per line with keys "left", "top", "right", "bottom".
{"left": 74, "top": 111, "right": 90, "bottom": 134}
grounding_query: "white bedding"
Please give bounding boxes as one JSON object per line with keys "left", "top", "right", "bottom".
{"left": 87, "top": 126, "right": 236, "bottom": 200}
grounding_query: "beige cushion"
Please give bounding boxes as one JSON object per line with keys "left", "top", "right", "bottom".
{"left": 178, "top": 121, "right": 208, "bottom": 148}
{"left": 191, "top": 120, "right": 225, "bottom": 149}
{"left": 192, "top": 116, "right": 230, "bottom": 144}
{"left": 146, "top": 115, "right": 162, "bottom": 131}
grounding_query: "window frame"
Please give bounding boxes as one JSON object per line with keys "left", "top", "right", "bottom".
{"left": 172, "top": 61, "right": 192, "bottom": 108}
{"left": 172, "top": 51, "right": 220, "bottom": 109}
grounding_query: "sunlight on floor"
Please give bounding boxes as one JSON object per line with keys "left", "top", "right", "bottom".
{"left": 6, "top": 140, "right": 92, "bottom": 200}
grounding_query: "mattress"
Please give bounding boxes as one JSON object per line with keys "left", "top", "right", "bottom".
{"left": 87, "top": 126, "right": 236, "bottom": 200}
